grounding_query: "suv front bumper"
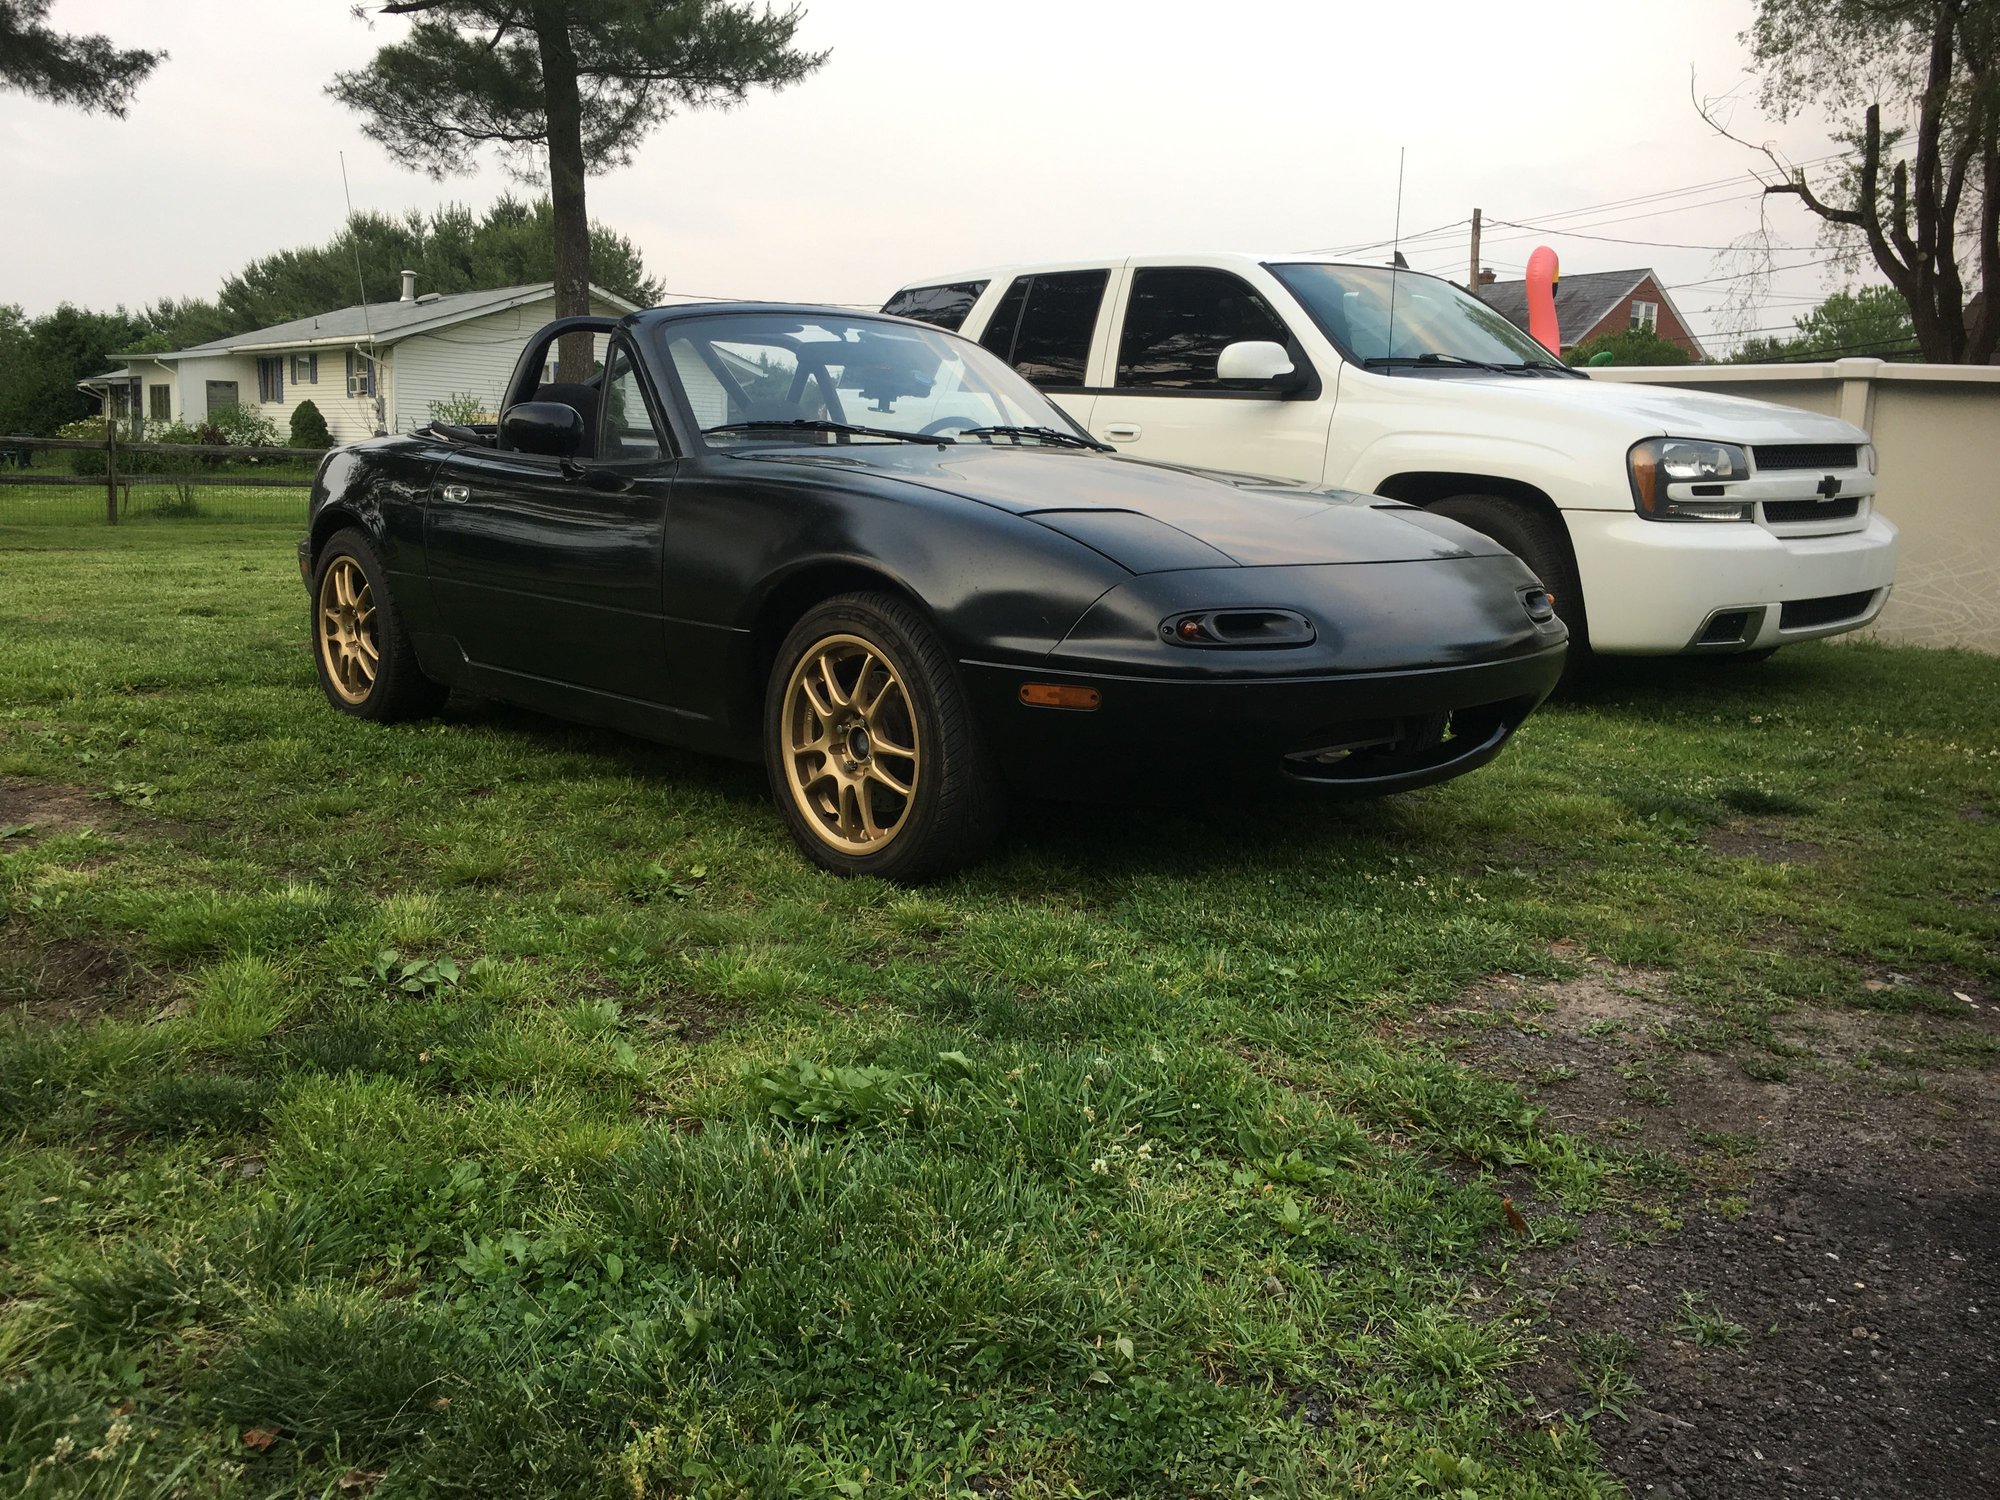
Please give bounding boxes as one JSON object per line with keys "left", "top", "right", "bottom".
{"left": 1565, "top": 511, "right": 1898, "bottom": 654}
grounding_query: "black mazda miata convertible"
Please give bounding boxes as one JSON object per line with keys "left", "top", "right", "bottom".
{"left": 298, "top": 304, "right": 1566, "bottom": 878}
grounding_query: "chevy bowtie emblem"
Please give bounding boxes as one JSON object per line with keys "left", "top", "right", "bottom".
{"left": 1816, "top": 474, "right": 1843, "bottom": 499}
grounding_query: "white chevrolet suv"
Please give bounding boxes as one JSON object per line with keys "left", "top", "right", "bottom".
{"left": 883, "top": 255, "right": 1898, "bottom": 659}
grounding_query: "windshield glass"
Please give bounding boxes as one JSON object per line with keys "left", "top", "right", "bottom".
{"left": 654, "top": 312, "right": 1087, "bottom": 444}
{"left": 1269, "top": 262, "right": 1567, "bottom": 369}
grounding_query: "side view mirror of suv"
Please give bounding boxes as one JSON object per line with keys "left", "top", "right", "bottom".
{"left": 1217, "top": 340, "right": 1308, "bottom": 396}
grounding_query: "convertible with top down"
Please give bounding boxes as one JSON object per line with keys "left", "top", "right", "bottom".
{"left": 299, "top": 304, "right": 1568, "bottom": 878}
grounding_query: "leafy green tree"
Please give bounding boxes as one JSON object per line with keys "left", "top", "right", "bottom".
{"left": 0, "top": 0, "right": 162, "bottom": 115}
{"left": 1564, "top": 329, "right": 1694, "bottom": 367}
{"left": 330, "top": 1, "right": 825, "bottom": 378}
{"left": 214, "top": 198, "right": 660, "bottom": 333}
{"left": 1733, "top": 286, "right": 1919, "bottom": 362}
{"left": 0, "top": 303, "right": 147, "bottom": 434}
{"left": 128, "top": 297, "right": 240, "bottom": 354}
{"left": 1716, "top": 1, "right": 1998, "bottom": 362}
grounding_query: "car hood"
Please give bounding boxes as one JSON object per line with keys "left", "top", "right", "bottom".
{"left": 729, "top": 444, "right": 1505, "bottom": 572}
{"left": 1448, "top": 372, "right": 1871, "bottom": 444}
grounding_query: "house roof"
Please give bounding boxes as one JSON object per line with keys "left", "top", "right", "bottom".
{"left": 135, "top": 282, "right": 642, "bottom": 360}
{"left": 1476, "top": 268, "right": 1652, "bottom": 347}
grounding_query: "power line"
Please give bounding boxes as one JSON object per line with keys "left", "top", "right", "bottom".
{"left": 1660, "top": 256, "right": 1843, "bottom": 291}
{"left": 1303, "top": 217, "right": 1469, "bottom": 258}
{"left": 1302, "top": 146, "right": 1870, "bottom": 268}
{"left": 1485, "top": 216, "right": 1810, "bottom": 253}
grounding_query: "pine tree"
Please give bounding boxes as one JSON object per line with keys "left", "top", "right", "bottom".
{"left": 0, "top": 0, "right": 162, "bottom": 115}
{"left": 330, "top": 2, "right": 825, "bottom": 377}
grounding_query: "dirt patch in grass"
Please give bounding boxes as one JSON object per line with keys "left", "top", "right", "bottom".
{"left": 1703, "top": 821, "right": 1824, "bottom": 865}
{"left": 0, "top": 777, "right": 113, "bottom": 842}
{"left": 1434, "top": 956, "right": 1999, "bottom": 1498}
{"left": 0, "top": 931, "right": 169, "bottom": 1025}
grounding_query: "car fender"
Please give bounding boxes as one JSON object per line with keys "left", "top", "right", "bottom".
{"left": 1340, "top": 430, "right": 1615, "bottom": 514}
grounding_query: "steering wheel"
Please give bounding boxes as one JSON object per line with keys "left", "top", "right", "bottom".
{"left": 921, "top": 415, "right": 980, "bottom": 436}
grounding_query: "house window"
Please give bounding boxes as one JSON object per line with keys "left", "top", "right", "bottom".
{"left": 345, "top": 350, "right": 377, "bottom": 398}
{"left": 256, "top": 357, "right": 285, "bottom": 404}
{"left": 291, "top": 353, "right": 318, "bottom": 385}
{"left": 148, "top": 384, "right": 171, "bottom": 421}
{"left": 1629, "top": 300, "right": 1659, "bottom": 332}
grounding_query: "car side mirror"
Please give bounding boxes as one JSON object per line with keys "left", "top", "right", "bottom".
{"left": 501, "top": 401, "right": 585, "bottom": 457}
{"left": 1217, "top": 340, "right": 1308, "bottom": 396}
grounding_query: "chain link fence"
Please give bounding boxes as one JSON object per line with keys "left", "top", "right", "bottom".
{"left": 0, "top": 433, "right": 319, "bottom": 526}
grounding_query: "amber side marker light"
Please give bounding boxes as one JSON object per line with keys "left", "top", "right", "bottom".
{"left": 1019, "top": 683, "right": 1102, "bottom": 711}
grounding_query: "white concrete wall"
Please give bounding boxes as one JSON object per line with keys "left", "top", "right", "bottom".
{"left": 389, "top": 293, "right": 629, "bottom": 432}
{"left": 1590, "top": 359, "right": 2000, "bottom": 653}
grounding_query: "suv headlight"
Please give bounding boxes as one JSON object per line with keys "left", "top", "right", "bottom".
{"left": 1628, "top": 438, "right": 1751, "bottom": 521}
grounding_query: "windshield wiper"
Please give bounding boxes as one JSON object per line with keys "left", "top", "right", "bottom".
{"left": 1496, "top": 361, "right": 1586, "bottom": 378}
{"left": 1364, "top": 353, "right": 1524, "bottom": 375}
{"left": 958, "top": 424, "right": 1113, "bottom": 452}
{"left": 705, "top": 419, "right": 943, "bottom": 444}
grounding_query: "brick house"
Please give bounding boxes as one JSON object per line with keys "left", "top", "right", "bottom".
{"left": 1476, "top": 267, "right": 1707, "bottom": 360}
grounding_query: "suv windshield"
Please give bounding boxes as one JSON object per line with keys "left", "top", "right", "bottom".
{"left": 654, "top": 312, "right": 1093, "bottom": 445}
{"left": 1269, "top": 262, "right": 1571, "bottom": 372}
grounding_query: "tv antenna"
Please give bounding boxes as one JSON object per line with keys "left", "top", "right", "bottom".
{"left": 340, "top": 152, "right": 384, "bottom": 431}
{"left": 1384, "top": 146, "right": 1406, "bottom": 375}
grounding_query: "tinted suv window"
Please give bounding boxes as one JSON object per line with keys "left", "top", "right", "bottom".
{"left": 1115, "top": 268, "right": 1293, "bottom": 390}
{"left": 881, "top": 280, "right": 989, "bottom": 331}
{"left": 977, "top": 270, "right": 1108, "bottom": 389}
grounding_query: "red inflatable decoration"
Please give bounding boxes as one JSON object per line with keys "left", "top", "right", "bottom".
{"left": 1525, "top": 246, "right": 1561, "bottom": 355}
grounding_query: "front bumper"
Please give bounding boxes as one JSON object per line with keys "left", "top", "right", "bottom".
{"left": 1566, "top": 510, "right": 1899, "bottom": 654}
{"left": 958, "top": 643, "right": 1566, "bottom": 801}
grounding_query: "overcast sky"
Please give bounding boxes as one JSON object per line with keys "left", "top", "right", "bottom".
{"left": 1, "top": 1, "right": 1855, "bottom": 352}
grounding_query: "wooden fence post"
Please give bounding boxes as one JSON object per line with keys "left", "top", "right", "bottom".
{"left": 105, "top": 425, "right": 118, "bottom": 526}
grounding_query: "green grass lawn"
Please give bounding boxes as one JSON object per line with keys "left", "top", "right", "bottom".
{"left": 1, "top": 522, "right": 1994, "bottom": 1498}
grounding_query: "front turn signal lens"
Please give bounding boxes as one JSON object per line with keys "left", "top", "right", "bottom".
{"left": 1020, "top": 682, "right": 1101, "bottom": 710}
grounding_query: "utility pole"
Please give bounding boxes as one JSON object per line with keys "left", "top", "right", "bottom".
{"left": 1468, "top": 207, "right": 1483, "bottom": 293}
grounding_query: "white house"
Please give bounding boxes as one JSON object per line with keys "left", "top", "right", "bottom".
{"left": 82, "top": 273, "right": 641, "bottom": 443}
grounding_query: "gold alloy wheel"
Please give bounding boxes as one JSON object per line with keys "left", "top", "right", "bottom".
{"left": 317, "top": 555, "right": 379, "bottom": 705}
{"left": 781, "top": 633, "right": 921, "bottom": 853}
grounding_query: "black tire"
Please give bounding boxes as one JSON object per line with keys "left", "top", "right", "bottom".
{"left": 310, "top": 527, "right": 448, "bottom": 722}
{"left": 1430, "top": 494, "right": 1590, "bottom": 658}
{"left": 764, "top": 592, "right": 1000, "bottom": 880}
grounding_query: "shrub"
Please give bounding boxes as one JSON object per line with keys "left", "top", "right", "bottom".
{"left": 1566, "top": 329, "right": 1694, "bottom": 367}
{"left": 149, "top": 482, "right": 204, "bottom": 519}
{"left": 204, "top": 402, "right": 281, "bottom": 448}
{"left": 428, "top": 391, "right": 495, "bottom": 425}
{"left": 290, "top": 399, "right": 334, "bottom": 449}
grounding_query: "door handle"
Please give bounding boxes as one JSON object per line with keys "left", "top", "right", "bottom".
{"left": 1102, "top": 423, "right": 1142, "bottom": 442}
{"left": 439, "top": 484, "right": 469, "bottom": 503}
